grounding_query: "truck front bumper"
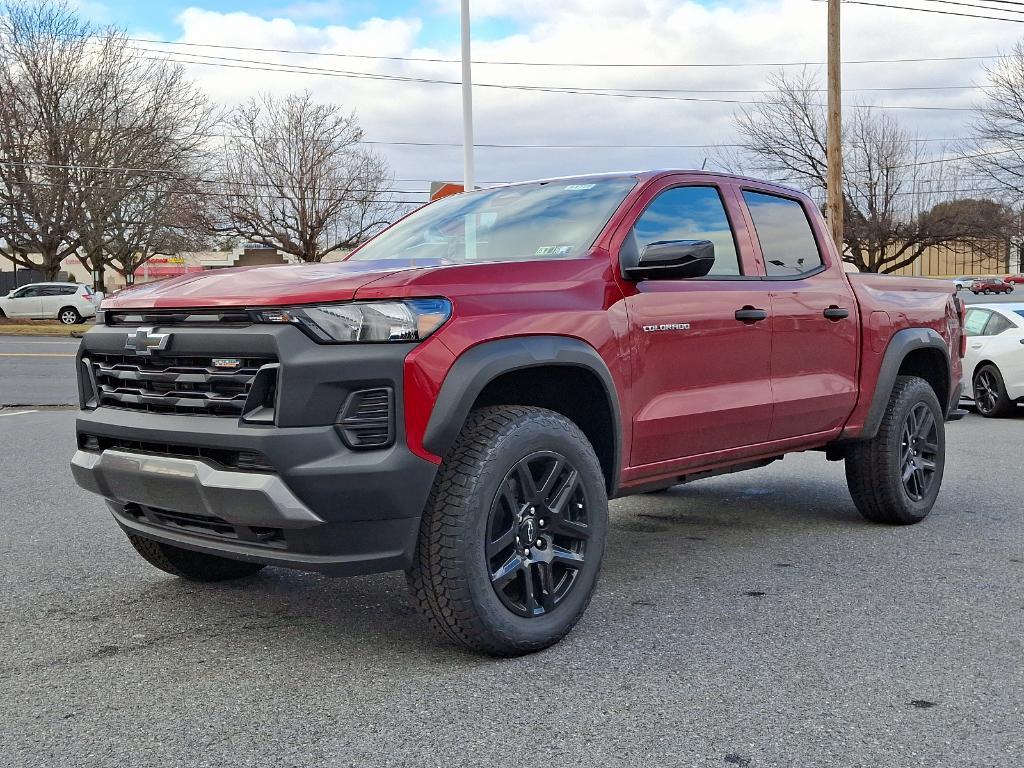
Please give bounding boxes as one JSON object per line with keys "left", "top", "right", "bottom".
{"left": 71, "top": 323, "right": 440, "bottom": 576}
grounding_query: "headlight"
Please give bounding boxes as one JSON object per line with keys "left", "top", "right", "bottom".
{"left": 254, "top": 298, "right": 452, "bottom": 343}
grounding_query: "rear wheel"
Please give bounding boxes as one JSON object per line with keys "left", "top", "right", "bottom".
{"left": 973, "top": 364, "right": 1015, "bottom": 417}
{"left": 845, "top": 376, "right": 945, "bottom": 525}
{"left": 407, "top": 406, "right": 608, "bottom": 656}
{"left": 57, "top": 306, "right": 81, "bottom": 325}
{"left": 126, "top": 533, "right": 266, "bottom": 581}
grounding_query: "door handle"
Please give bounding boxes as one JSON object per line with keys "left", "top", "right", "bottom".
{"left": 823, "top": 306, "right": 850, "bottom": 320}
{"left": 971, "top": 343, "right": 982, "bottom": 349}
{"left": 735, "top": 307, "right": 769, "bottom": 323}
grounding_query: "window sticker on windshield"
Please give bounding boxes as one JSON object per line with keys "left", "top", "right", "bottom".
{"left": 535, "top": 245, "right": 574, "bottom": 256}
{"left": 565, "top": 184, "right": 596, "bottom": 191}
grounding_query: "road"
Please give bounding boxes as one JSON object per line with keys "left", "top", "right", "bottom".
{"left": 961, "top": 289, "right": 1023, "bottom": 305}
{"left": 1, "top": 407, "right": 1021, "bottom": 767}
{"left": 0, "top": 336, "right": 79, "bottom": 406}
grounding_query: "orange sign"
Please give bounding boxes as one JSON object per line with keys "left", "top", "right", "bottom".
{"left": 429, "top": 182, "right": 465, "bottom": 201}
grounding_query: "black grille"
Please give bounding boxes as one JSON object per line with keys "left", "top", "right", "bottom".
{"left": 88, "top": 352, "right": 275, "bottom": 417}
{"left": 105, "top": 310, "right": 253, "bottom": 326}
{"left": 78, "top": 434, "right": 275, "bottom": 472}
{"left": 119, "top": 503, "right": 285, "bottom": 548}
{"left": 336, "top": 387, "right": 394, "bottom": 449}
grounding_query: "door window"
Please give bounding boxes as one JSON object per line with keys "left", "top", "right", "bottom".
{"left": 742, "top": 191, "right": 824, "bottom": 277}
{"left": 630, "top": 186, "right": 741, "bottom": 276}
{"left": 983, "top": 312, "right": 1015, "bottom": 336}
{"left": 964, "top": 309, "right": 992, "bottom": 337}
{"left": 11, "top": 286, "right": 41, "bottom": 298}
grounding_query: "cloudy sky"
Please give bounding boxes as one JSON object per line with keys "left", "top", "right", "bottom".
{"left": 75, "top": 0, "right": 1024, "bottom": 201}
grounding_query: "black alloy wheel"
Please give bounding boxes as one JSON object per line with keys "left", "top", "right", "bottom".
{"left": 974, "top": 368, "right": 1000, "bottom": 415}
{"left": 900, "top": 402, "right": 939, "bottom": 502}
{"left": 486, "top": 451, "right": 589, "bottom": 618}
{"left": 973, "top": 364, "right": 1014, "bottom": 418}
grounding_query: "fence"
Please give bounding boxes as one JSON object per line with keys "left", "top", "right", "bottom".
{"left": 886, "top": 239, "right": 1020, "bottom": 277}
{"left": 0, "top": 267, "right": 44, "bottom": 293}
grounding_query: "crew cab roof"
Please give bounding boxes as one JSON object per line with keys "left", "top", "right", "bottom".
{"left": 495, "top": 169, "right": 807, "bottom": 200}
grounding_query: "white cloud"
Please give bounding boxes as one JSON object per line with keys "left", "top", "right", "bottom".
{"left": 165, "top": 0, "right": 1023, "bottom": 193}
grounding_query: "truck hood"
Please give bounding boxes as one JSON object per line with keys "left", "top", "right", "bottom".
{"left": 102, "top": 259, "right": 440, "bottom": 309}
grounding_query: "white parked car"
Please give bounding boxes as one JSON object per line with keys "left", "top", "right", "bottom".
{"left": 0, "top": 282, "right": 98, "bottom": 324}
{"left": 961, "top": 302, "right": 1024, "bottom": 417}
{"left": 953, "top": 276, "right": 976, "bottom": 291}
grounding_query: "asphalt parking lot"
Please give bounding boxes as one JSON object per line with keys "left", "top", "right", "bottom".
{"left": 0, "top": 336, "right": 79, "bottom": 407}
{"left": 2, "top": 404, "right": 1022, "bottom": 767}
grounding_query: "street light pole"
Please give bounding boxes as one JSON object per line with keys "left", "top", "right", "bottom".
{"left": 826, "top": 0, "right": 843, "bottom": 254}
{"left": 460, "top": 0, "right": 475, "bottom": 193}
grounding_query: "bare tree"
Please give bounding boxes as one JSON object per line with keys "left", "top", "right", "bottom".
{"left": 214, "top": 92, "right": 399, "bottom": 262}
{"left": 971, "top": 41, "right": 1024, "bottom": 196}
{"left": 0, "top": 2, "right": 91, "bottom": 279}
{"left": 0, "top": 2, "right": 216, "bottom": 287}
{"left": 72, "top": 33, "right": 217, "bottom": 290}
{"left": 727, "top": 70, "right": 1009, "bottom": 273}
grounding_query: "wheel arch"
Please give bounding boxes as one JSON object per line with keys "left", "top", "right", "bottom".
{"left": 422, "top": 336, "right": 621, "bottom": 496}
{"left": 860, "top": 327, "right": 951, "bottom": 440}
{"left": 971, "top": 359, "right": 999, "bottom": 380}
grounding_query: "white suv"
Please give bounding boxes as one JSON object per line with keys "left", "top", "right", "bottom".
{"left": 0, "top": 282, "right": 98, "bottom": 324}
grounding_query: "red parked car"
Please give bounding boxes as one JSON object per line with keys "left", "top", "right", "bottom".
{"left": 1004, "top": 274, "right": 1024, "bottom": 284}
{"left": 971, "top": 278, "right": 1014, "bottom": 294}
{"left": 70, "top": 170, "right": 964, "bottom": 655}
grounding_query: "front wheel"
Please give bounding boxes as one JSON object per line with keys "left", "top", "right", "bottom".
{"left": 407, "top": 406, "right": 608, "bottom": 656}
{"left": 127, "top": 533, "right": 266, "bottom": 581}
{"left": 844, "top": 376, "right": 945, "bottom": 525}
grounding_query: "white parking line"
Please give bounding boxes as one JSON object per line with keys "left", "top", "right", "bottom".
{"left": 0, "top": 410, "right": 39, "bottom": 418}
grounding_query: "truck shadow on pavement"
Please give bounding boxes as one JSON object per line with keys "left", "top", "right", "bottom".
{"left": 105, "top": 470, "right": 882, "bottom": 660}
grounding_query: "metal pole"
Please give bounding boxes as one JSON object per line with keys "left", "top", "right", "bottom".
{"left": 826, "top": 0, "right": 844, "bottom": 254}
{"left": 460, "top": 0, "right": 475, "bottom": 193}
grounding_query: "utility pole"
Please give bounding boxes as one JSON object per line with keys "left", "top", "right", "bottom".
{"left": 460, "top": 0, "right": 475, "bottom": 193}
{"left": 826, "top": 0, "right": 843, "bottom": 254}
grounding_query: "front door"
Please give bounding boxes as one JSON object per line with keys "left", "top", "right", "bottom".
{"left": 5, "top": 285, "right": 43, "bottom": 318}
{"left": 616, "top": 180, "right": 774, "bottom": 467}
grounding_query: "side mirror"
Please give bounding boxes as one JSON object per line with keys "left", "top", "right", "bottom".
{"left": 623, "top": 239, "right": 715, "bottom": 281}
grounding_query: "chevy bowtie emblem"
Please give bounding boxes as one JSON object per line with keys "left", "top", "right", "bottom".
{"left": 125, "top": 327, "right": 171, "bottom": 356}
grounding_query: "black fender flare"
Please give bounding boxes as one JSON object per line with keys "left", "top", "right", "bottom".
{"left": 422, "top": 336, "right": 622, "bottom": 493}
{"left": 857, "top": 327, "right": 951, "bottom": 440}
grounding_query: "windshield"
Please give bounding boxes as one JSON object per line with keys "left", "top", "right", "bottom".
{"left": 349, "top": 178, "right": 637, "bottom": 264}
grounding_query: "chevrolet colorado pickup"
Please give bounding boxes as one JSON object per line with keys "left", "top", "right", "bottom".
{"left": 71, "top": 171, "right": 965, "bottom": 656}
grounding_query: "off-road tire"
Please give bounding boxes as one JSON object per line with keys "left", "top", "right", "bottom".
{"left": 127, "top": 533, "right": 266, "bottom": 581}
{"left": 57, "top": 306, "right": 81, "bottom": 325}
{"left": 973, "top": 363, "right": 1016, "bottom": 417}
{"left": 407, "top": 406, "right": 608, "bottom": 657}
{"left": 845, "top": 375, "right": 945, "bottom": 525}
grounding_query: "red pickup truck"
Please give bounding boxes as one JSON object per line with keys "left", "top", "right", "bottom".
{"left": 71, "top": 171, "right": 964, "bottom": 656}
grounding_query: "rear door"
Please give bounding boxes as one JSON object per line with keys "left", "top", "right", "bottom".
{"left": 615, "top": 176, "right": 774, "bottom": 467}
{"left": 738, "top": 188, "right": 860, "bottom": 441}
{"left": 40, "top": 286, "right": 75, "bottom": 318}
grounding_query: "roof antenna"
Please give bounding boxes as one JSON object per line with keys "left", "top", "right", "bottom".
{"left": 701, "top": 157, "right": 708, "bottom": 170}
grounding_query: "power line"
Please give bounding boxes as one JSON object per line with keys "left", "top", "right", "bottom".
{"left": 824, "top": 0, "right": 1024, "bottom": 22}
{"left": 1, "top": 177, "right": 429, "bottom": 204}
{"left": 134, "top": 49, "right": 978, "bottom": 112}
{"left": 902, "top": 0, "right": 1024, "bottom": 16}
{"left": 126, "top": 34, "right": 1011, "bottom": 68}
{"left": 0, "top": 159, "right": 434, "bottom": 195}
